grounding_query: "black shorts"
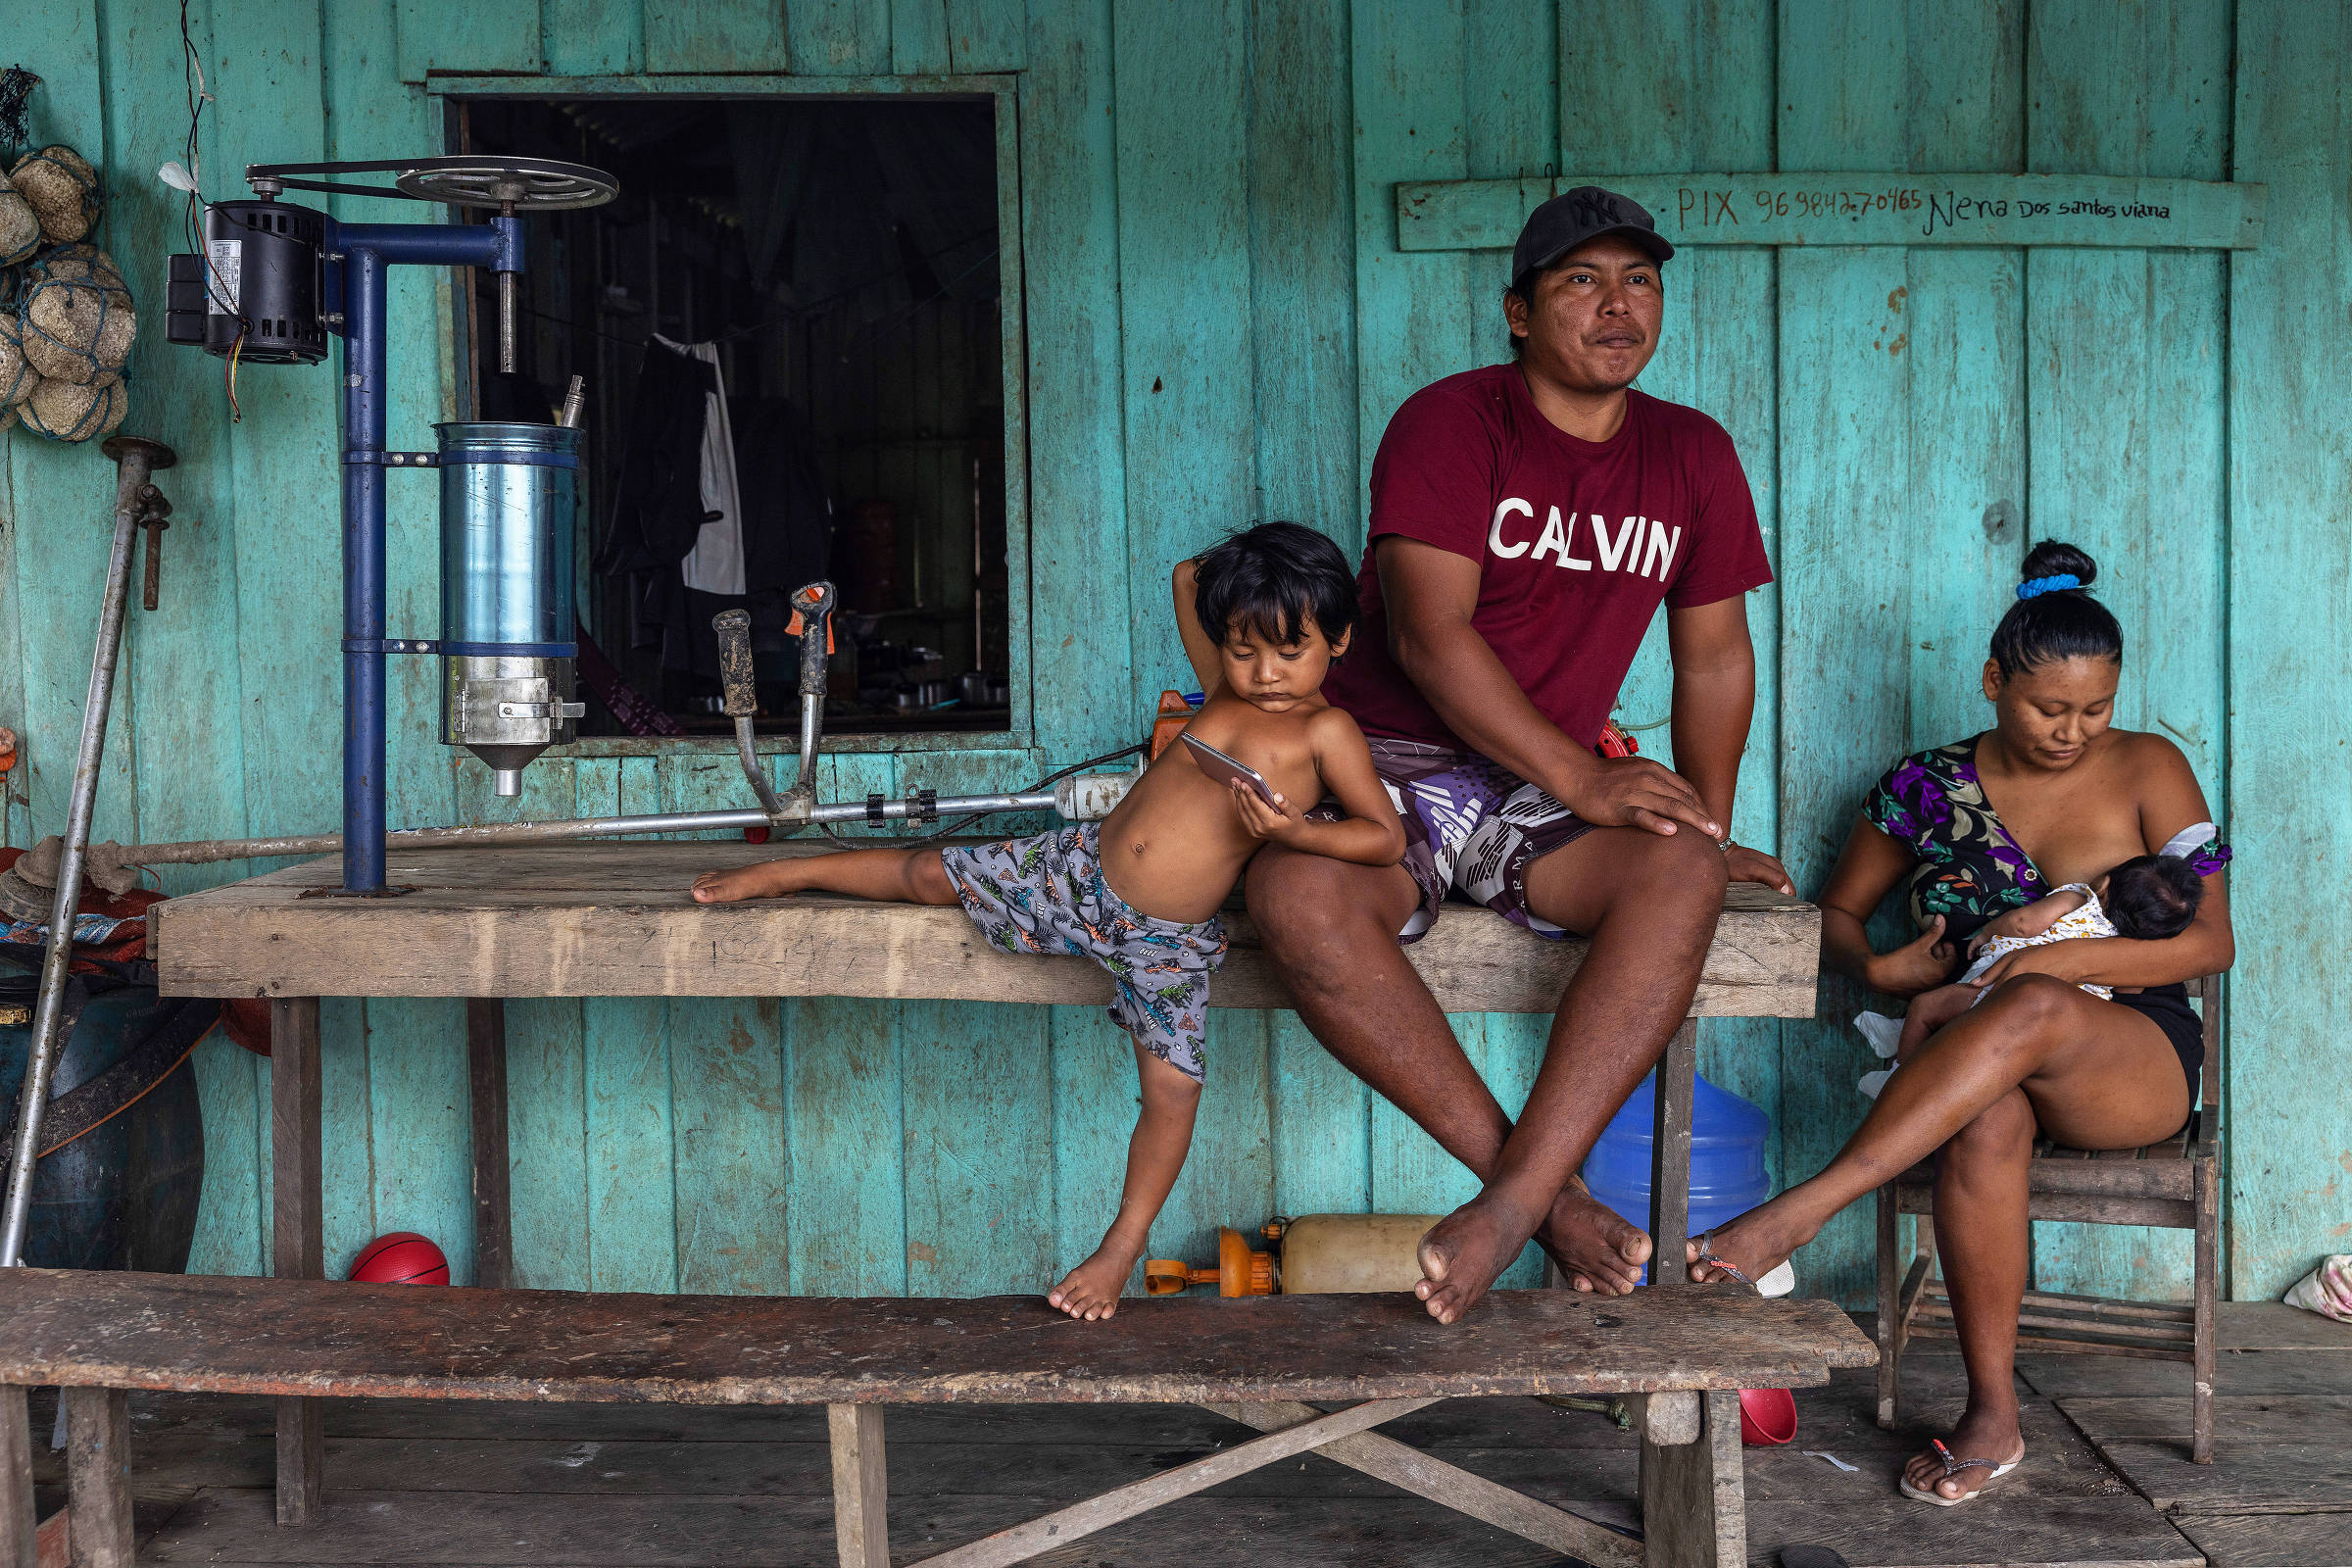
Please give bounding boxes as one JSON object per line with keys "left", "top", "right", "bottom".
{"left": 2112, "top": 983, "right": 2204, "bottom": 1098}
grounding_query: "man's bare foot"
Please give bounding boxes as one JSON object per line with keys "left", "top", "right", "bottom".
{"left": 1685, "top": 1195, "right": 1815, "bottom": 1286}
{"left": 1902, "top": 1403, "right": 2026, "bottom": 1501}
{"left": 1049, "top": 1242, "right": 1142, "bottom": 1321}
{"left": 1534, "top": 1175, "right": 1650, "bottom": 1296}
{"left": 1415, "top": 1191, "right": 1545, "bottom": 1324}
{"left": 690, "top": 862, "right": 802, "bottom": 904}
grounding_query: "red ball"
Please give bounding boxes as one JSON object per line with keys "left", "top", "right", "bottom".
{"left": 348, "top": 1231, "right": 450, "bottom": 1286}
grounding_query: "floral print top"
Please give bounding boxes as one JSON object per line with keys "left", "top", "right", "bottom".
{"left": 1863, "top": 736, "right": 2231, "bottom": 948}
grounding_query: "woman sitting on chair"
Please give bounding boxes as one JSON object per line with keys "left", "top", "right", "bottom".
{"left": 1682, "top": 541, "right": 2234, "bottom": 1506}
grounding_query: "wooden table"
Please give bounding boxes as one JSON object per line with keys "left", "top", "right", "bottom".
{"left": 143, "top": 842, "right": 1823, "bottom": 1561}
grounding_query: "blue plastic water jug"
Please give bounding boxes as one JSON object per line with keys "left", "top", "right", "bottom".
{"left": 1579, "top": 1070, "right": 1771, "bottom": 1286}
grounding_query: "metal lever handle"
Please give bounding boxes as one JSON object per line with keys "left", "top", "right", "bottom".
{"left": 713, "top": 609, "right": 760, "bottom": 718}
{"left": 710, "top": 609, "right": 785, "bottom": 819}
{"left": 790, "top": 581, "right": 837, "bottom": 698}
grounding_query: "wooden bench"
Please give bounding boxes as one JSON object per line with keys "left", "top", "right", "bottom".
{"left": 0, "top": 1267, "right": 1874, "bottom": 1568}
{"left": 131, "top": 843, "right": 1823, "bottom": 1549}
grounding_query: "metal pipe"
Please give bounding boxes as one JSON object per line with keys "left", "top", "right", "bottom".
{"left": 497, "top": 270, "right": 517, "bottom": 375}
{"left": 1, "top": 437, "right": 172, "bottom": 1267}
{"left": 69, "top": 789, "right": 1067, "bottom": 872}
{"left": 341, "top": 245, "right": 391, "bottom": 894}
{"left": 790, "top": 581, "right": 836, "bottom": 801}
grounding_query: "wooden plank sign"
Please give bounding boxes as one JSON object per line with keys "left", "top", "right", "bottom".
{"left": 1396, "top": 172, "right": 2267, "bottom": 251}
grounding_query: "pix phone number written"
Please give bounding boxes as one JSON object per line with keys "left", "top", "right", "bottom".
{"left": 1675, "top": 186, "right": 2172, "bottom": 236}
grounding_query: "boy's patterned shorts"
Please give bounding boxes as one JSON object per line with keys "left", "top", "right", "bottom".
{"left": 940, "top": 823, "right": 1226, "bottom": 1081}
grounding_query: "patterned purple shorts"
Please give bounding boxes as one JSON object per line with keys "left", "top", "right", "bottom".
{"left": 1350, "top": 737, "right": 1597, "bottom": 943}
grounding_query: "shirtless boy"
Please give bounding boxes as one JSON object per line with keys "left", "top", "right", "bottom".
{"left": 691, "top": 522, "right": 1404, "bottom": 1319}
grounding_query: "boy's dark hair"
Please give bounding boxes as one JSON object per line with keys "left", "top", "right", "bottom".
{"left": 2102, "top": 854, "right": 2205, "bottom": 941}
{"left": 1989, "top": 540, "right": 2123, "bottom": 677}
{"left": 1192, "top": 521, "right": 1360, "bottom": 648}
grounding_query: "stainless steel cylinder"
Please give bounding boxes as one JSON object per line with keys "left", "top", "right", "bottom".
{"left": 438, "top": 421, "right": 582, "bottom": 791}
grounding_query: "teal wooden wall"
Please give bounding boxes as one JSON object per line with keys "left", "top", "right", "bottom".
{"left": 2, "top": 0, "right": 2342, "bottom": 1305}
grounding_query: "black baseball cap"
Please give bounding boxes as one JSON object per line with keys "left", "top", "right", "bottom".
{"left": 1509, "top": 186, "right": 1674, "bottom": 296}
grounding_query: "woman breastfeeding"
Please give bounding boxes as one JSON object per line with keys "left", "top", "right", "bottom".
{"left": 1683, "top": 542, "right": 2233, "bottom": 1505}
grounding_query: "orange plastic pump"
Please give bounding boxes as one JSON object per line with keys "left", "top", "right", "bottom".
{"left": 1144, "top": 1226, "right": 1273, "bottom": 1297}
{"left": 1145, "top": 1213, "right": 1446, "bottom": 1297}
{"left": 1147, "top": 690, "right": 1195, "bottom": 761}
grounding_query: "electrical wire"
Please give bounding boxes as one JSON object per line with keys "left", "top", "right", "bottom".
{"left": 181, "top": 0, "right": 247, "bottom": 419}
{"left": 814, "top": 740, "right": 1149, "bottom": 846}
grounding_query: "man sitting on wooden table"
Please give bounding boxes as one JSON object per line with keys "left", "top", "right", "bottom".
{"left": 1246, "top": 187, "right": 1794, "bottom": 1322}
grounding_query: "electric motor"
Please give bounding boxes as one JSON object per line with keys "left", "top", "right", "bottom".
{"left": 164, "top": 200, "right": 328, "bottom": 364}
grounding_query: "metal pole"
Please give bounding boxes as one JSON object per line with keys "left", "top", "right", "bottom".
{"left": 0, "top": 437, "right": 172, "bottom": 1267}
{"left": 342, "top": 247, "right": 391, "bottom": 894}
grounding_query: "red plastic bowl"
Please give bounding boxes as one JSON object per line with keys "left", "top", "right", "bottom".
{"left": 1739, "top": 1387, "right": 1797, "bottom": 1446}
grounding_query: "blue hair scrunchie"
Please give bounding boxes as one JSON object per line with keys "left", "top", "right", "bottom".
{"left": 2016, "top": 573, "right": 2082, "bottom": 600}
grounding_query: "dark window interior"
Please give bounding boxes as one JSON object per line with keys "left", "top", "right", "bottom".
{"left": 458, "top": 95, "right": 1011, "bottom": 738}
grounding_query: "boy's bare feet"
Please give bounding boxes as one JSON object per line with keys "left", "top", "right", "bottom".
{"left": 1049, "top": 1241, "right": 1143, "bottom": 1321}
{"left": 690, "top": 862, "right": 803, "bottom": 904}
{"left": 1685, "top": 1195, "right": 1815, "bottom": 1286}
{"left": 1415, "top": 1189, "right": 1546, "bottom": 1324}
{"left": 1534, "top": 1176, "right": 1650, "bottom": 1295}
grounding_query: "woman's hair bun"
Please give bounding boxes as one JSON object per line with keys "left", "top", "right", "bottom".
{"left": 2019, "top": 540, "right": 2097, "bottom": 592}
{"left": 1991, "top": 538, "right": 2119, "bottom": 676}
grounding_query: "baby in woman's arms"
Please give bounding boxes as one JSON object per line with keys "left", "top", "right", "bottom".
{"left": 1854, "top": 831, "right": 2209, "bottom": 1097}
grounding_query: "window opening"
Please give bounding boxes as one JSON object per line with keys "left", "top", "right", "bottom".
{"left": 460, "top": 95, "right": 1011, "bottom": 739}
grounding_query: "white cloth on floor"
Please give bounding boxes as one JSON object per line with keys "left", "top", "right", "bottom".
{"left": 658, "top": 335, "right": 747, "bottom": 596}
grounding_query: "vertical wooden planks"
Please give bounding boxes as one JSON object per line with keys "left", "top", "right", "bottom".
{"left": 363, "top": 1000, "right": 476, "bottom": 1279}
{"left": 545, "top": 0, "right": 644, "bottom": 75}
{"left": 1267, "top": 1014, "right": 1371, "bottom": 1217}
{"left": 2025, "top": 0, "right": 2228, "bottom": 1301}
{"left": 1111, "top": 0, "right": 1254, "bottom": 711}
{"left": 393, "top": 0, "right": 540, "bottom": 83}
{"left": 3, "top": 0, "right": 140, "bottom": 851}
{"left": 2221, "top": 0, "right": 2350, "bottom": 1299}
{"left": 1351, "top": 0, "right": 1473, "bottom": 500}
{"left": 892, "top": 0, "right": 956, "bottom": 75}
{"left": 185, "top": 1039, "right": 266, "bottom": 1275}
{"left": 210, "top": 0, "right": 339, "bottom": 866}
{"left": 645, "top": 0, "right": 788, "bottom": 74}
{"left": 1020, "top": 0, "right": 1133, "bottom": 760}
{"left": 503, "top": 997, "right": 591, "bottom": 1289}
{"left": 109, "top": 0, "right": 252, "bottom": 896}
{"left": 1249, "top": 0, "right": 1360, "bottom": 540}
{"left": 581, "top": 995, "right": 679, "bottom": 1292}
{"left": 1774, "top": 0, "right": 1917, "bottom": 1305}
{"left": 787, "top": 0, "right": 893, "bottom": 75}
{"left": 947, "top": 0, "right": 1027, "bottom": 73}
{"left": 659, "top": 742, "right": 790, "bottom": 1295}
{"left": 900, "top": 1001, "right": 1056, "bottom": 1295}
{"left": 787, "top": 993, "right": 907, "bottom": 1295}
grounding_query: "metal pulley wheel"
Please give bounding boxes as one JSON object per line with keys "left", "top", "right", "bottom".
{"left": 241, "top": 155, "right": 618, "bottom": 211}
{"left": 393, "top": 156, "right": 619, "bottom": 211}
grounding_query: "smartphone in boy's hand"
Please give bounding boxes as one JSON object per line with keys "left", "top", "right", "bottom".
{"left": 1181, "top": 732, "right": 1283, "bottom": 808}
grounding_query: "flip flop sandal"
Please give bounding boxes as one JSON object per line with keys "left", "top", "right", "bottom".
{"left": 1897, "top": 1438, "right": 2025, "bottom": 1506}
{"left": 1690, "top": 1232, "right": 1796, "bottom": 1298}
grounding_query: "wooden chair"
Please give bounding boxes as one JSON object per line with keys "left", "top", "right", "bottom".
{"left": 1874, "top": 973, "right": 2223, "bottom": 1463}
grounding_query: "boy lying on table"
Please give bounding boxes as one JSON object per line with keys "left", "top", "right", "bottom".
{"left": 691, "top": 522, "right": 1404, "bottom": 1319}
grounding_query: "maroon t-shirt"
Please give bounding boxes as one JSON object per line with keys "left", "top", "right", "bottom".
{"left": 1322, "top": 367, "right": 1772, "bottom": 752}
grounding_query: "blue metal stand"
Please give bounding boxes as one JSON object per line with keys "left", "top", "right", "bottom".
{"left": 323, "top": 217, "right": 521, "bottom": 894}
